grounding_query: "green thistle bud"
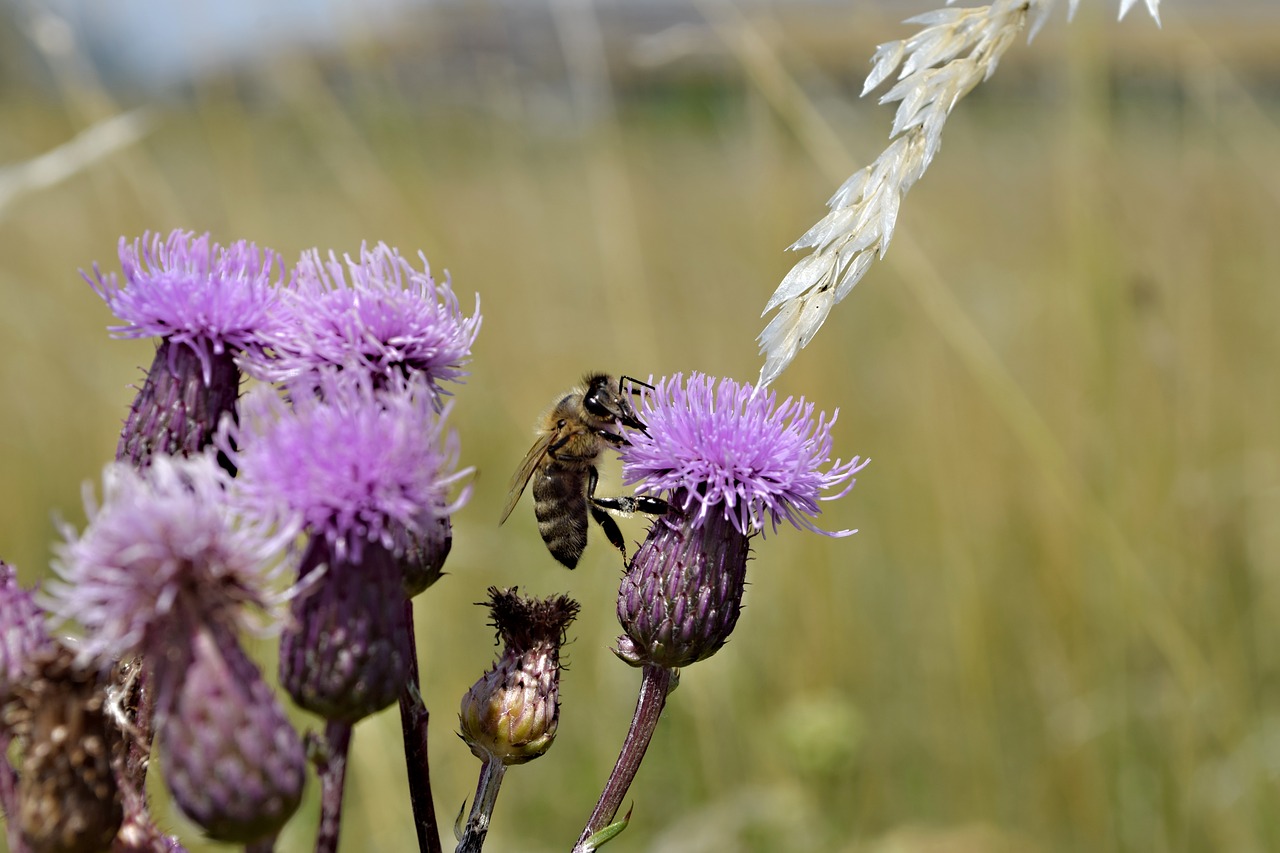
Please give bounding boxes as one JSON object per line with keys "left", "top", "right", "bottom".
{"left": 459, "top": 588, "right": 579, "bottom": 766}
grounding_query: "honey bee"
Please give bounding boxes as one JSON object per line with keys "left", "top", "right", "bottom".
{"left": 500, "top": 373, "right": 669, "bottom": 568}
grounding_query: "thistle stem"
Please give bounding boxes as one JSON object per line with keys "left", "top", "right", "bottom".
{"left": 455, "top": 759, "right": 506, "bottom": 853}
{"left": 114, "top": 755, "right": 188, "bottom": 852}
{"left": 572, "top": 664, "right": 674, "bottom": 852}
{"left": 315, "top": 720, "right": 353, "bottom": 853}
{"left": 400, "top": 599, "right": 443, "bottom": 853}
{"left": 122, "top": 659, "right": 155, "bottom": 794}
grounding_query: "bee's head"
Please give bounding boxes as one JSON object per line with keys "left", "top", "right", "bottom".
{"left": 583, "top": 373, "right": 648, "bottom": 433}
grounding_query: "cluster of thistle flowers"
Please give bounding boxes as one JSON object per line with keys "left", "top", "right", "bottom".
{"left": 0, "top": 229, "right": 869, "bottom": 853}
{"left": 0, "top": 230, "right": 486, "bottom": 851}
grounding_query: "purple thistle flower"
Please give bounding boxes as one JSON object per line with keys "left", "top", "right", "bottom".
{"left": 572, "top": 375, "right": 870, "bottom": 846}
{"left": 44, "top": 454, "right": 304, "bottom": 842}
{"left": 87, "top": 231, "right": 285, "bottom": 385}
{"left": 620, "top": 372, "right": 868, "bottom": 537}
{"left": 245, "top": 243, "right": 480, "bottom": 397}
{"left": 86, "top": 231, "right": 285, "bottom": 467}
{"left": 225, "top": 369, "right": 471, "bottom": 564}
{"left": 226, "top": 370, "right": 470, "bottom": 721}
{"left": 47, "top": 454, "right": 295, "bottom": 669}
{"left": 614, "top": 373, "right": 867, "bottom": 670}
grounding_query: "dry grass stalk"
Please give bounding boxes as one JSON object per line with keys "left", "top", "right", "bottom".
{"left": 757, "top": 0, "right": 1162, "bottom": 386}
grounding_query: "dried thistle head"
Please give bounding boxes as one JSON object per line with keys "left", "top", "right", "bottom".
{"left": 5, "top": 643, "right": 124, "bottom": 853}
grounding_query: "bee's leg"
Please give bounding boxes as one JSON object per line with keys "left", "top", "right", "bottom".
{"left": 590, "top": 504, "right": 627, "bottom": 558}
{"left": 592, "top": 494, "right": 669, "bottom": 516}
{"left": 595, "top": 428, "right": 628, "bottom": 447}
{"left": 586, "top": 459, "right": 670, "bottom": 518}
{"left": 588, "top": 462, "right": 670, "bottom": 518}
{"left": 546, "top": 420, "right": 573, "bottom": 459}
{"left": 586, "top": 467, "right": 628, "bottom": 557}
{"left": 634, "top": 495, "right": 669, "bottom": 515}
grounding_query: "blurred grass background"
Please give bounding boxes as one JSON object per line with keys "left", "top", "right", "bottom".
{"left": 2, "top": 1, "right": 1279, "bottom": 851}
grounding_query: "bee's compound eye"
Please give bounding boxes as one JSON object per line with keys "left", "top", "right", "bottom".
{"left": 583, "top": 390, "right": 614, "bottom": 418}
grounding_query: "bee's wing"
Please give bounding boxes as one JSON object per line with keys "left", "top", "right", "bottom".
{"left": 499, "top": 432, "right": 556, "bottom": 525}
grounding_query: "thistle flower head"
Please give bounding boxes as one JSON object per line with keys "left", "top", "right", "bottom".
{"left": 614, "top": 504, "right": 750, "bottom": 670}
{"left": 279, "top": 537, "right": 411, "bottom": 721}
{"left": 225, "top": 369, "right": 471, "bottom": 564}
{"left": 620, "top": 373, "right": 868, "bottom": 537}
{"left": 459, "top": 588, "right": 579, "bottom": 766}
{"left": 116, "top": 337, "right": 243, "bottom": 468}
{"left": 0, "top": 562, "right": 54, "bottom": 705}
{"left": 161, "top": 625, "right": 305, "bottom": 842}
{"left": 87, "top": 230, "right": 284, "bottom": 385}
{"left": 46, "top": 453, "right": 295, "bottom": 667}
{"left": 246, "top": 243, "right": 480, "bottom": 396}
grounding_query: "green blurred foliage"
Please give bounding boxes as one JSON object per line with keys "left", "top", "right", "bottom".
{"left": 1, "top": 4, "right": 1278, "bottom": 852}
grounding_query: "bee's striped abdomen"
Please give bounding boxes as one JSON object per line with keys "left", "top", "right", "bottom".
{"left": 533, "top": 462, "right": 589, "bottom": 568}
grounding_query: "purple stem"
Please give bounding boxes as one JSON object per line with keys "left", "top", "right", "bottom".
{"left": 315, "top": 721, "right": 353, "bottom": 853}
{"left": 572, "top": 664, "right": 674, "bottom": 852}
{"left": 399, "top": 599, "right": 443, "bottom": 853}
{"left": 113, "top": 730, "right": 189, "bottom": 852}
{"left": 122, "top": 661, "right": 155, "bottom": 796}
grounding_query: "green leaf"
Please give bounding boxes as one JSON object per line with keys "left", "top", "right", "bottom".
{"left": 581, "top": 805, "right": 634, "bottom": 852}
{"left": 453, "top": 799, "right": 468, "bottom": 842}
